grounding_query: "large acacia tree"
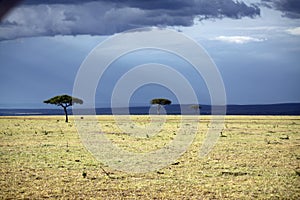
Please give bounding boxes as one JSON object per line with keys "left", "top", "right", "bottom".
{"left": 150, "top": 98, "right": 171, "bottom": 115}
{"left": 44, "top": 95, "right": 83, "bottom": 122}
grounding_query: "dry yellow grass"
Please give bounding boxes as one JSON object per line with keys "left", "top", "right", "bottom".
{"left": 0, "top": 115, "right": 299, "bottom": 199}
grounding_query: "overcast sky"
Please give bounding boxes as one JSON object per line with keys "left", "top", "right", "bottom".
{"left": 0, "top": 0, "right": 299, "bottom": 108}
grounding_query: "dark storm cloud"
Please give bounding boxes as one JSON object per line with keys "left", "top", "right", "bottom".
{"left": 0, "top": 0, "right": 260, "bottom": 40}
{"left": 22, "top": 0, "right": 93, "bottom": 4}
{"left": 261, "top": 0, "right": 300, "bottom": 18}
{"left": 22, "top": 0, "right": 260, "bottom": 18}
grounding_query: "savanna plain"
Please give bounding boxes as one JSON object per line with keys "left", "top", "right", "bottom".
{"left": 0, "top": 115, "right": 299, "bottom": 199}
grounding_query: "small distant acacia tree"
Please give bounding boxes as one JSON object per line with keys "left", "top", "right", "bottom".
{"left": 190, "top": 104, "right": 201, "bottom": 114}
{"left": 150, "top": 98, "right": 171, "bottom": 115}
{"left": 44, "top": 95, "right": 83, "bottom": 122}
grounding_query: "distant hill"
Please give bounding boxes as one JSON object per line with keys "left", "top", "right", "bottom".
{"left": 1, "top": 103, "right": 300, "bottom": 116}
{"left": 224, "top": 103, "right": 300, "bottom": 115}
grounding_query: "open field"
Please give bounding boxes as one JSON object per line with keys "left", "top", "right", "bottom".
{"left": 0, "top": 115, "right": 299, "bottom": 199}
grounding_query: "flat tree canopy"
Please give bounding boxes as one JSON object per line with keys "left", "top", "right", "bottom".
{"left": 44, "top": 95, "right": 83, "bottom": 107}
{"left": 150, "top": 98, "right": 171, "bottom": 105}
{"left": 44, "top": 95, "right": 83, "bottom": 122}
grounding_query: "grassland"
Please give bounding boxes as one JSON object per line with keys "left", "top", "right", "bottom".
{"left": 0, "top": 115, "right": 299, "bottom": 199}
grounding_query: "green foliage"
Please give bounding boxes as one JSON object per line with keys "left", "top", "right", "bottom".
{"left": 150, "top": 98, "right": 171, "bottom": 105}
{"left": 43, "top": 95, "right": 83, "bottom": 108}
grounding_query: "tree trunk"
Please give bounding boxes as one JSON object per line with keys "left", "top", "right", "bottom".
{"left": 157, "top": 104, "right": 161, "bottom": 115}
{"left": 63, "top": 106, "right": 68, "bottom": 123}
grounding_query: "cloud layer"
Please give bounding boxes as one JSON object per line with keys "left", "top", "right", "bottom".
{"left": 0, "top": 0, "right": 260, "bottom": 40}
{"left": 286, "top": 27, "right": 300, "bottom": 35}
{"left": 214, "top": 36, "right": 266, "bottom": 44}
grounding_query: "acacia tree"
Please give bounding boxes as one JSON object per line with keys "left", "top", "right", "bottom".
{"left": 190, "top": 104, "right": 201, "bottom": 114}
{"left": 150, "top": 98, "right": 171, "bottom": 115}
{"left": 44, "top": 95, "right": 83, "bottom": 122}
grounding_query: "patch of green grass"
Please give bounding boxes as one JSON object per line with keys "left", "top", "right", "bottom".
{"left": 0, "top": 115, "right": 299, "bottom": 199}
